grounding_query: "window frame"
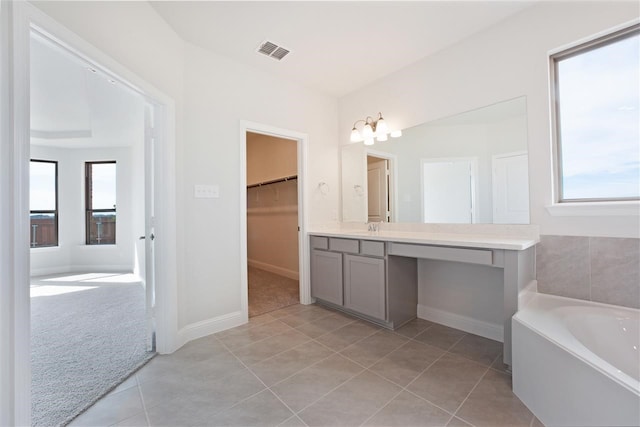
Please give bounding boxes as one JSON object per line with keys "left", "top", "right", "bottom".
{"left": 29, "top": 159, "right": 59, "bottom": 248}
{"left": 550, "top": 23, "right": 640, "bottom": 204}
{"left": 85, "top": 160, "right": 117, "bottom": 245}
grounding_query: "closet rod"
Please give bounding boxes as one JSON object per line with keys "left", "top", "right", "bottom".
{"left": 247, "top": 174, "right": 297, "bottom": 189}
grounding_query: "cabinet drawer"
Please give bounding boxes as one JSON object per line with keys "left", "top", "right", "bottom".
{"left": 329, "top": 238, "right": 359, "bottom": 254}
{"left": 388, "top": 242, "right": 493, "bottom": 265}
{"left": 361, "top": 240, "right": 385, "bottom": 257}
{"left": 310, "top": 236, "right": 329, "bottom": 250}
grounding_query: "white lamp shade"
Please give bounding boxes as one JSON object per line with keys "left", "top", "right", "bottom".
{"left": 375, "top": 118, "right": 389, "bottom": 135}
{"left": 390, "top": 130, "right": 402, "bottom": 138}
{"left": 362, "top": 123, "right": 374, "bottom": 139}
{"left": 350, "top": 128, "right": 363, "bottom": 142}
{"left": 376, "top": 133, "right": 388, "bottom": 142}
{"left": 364, "top": 137, "right": 375, "bottom": 146}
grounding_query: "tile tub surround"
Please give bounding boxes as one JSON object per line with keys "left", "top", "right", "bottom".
{"left": 536, "top": 235, "right": 640, "bottom": 309}
{"left": 69, "top": 304, "right": 540, "bottom": 427}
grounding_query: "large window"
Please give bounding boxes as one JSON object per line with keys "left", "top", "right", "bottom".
{"left": 86, "top": 161, "right": 117, "bottom": 245}
{"left": 551, "top": 24, "right": 639, "bottom": 202}
{"left": 30, "top": 160, "right": 58, "bottom": 247}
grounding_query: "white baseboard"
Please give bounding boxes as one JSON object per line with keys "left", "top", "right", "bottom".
{"left": 417, "top": 304, "right": 503, "bottom": 342}
{"left": 30, "top": 266, "right": 71, "bottom": 277}
{"left": 177, "top": 311, "right": 245, "bottom": 349}
{"left": 30, "top": 264, "right": 132, "bottom": 278}
{"left": 248, "top": 259, "right": 299, "bottom": 280}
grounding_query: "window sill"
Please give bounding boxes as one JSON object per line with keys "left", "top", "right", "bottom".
{"left": 545, "top": 201, "right": 640, "bottom": 216}
{"left": 30, "top": 246, "right": 60, "bottom": 252}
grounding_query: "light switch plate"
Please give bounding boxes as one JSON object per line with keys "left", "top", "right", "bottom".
{"left": 194, "top": 184, "right": 220, "bottom": 199}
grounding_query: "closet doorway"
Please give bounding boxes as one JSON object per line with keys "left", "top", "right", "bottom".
{"left": 245, "top": 131, "right": 300, "bottom": 317}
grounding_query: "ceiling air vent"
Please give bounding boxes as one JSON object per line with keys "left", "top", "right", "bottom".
{"left": 256, "top": 40, "right": 290, "bottom": 61}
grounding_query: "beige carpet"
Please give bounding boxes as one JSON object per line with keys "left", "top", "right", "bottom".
{"left": 30, "top": 272, "right": 154, "bottom": 426}
{"left": 248, "top": 266, "right": 299, "bottom": 317}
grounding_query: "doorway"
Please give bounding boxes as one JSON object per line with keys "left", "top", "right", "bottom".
{"left": 365, "top": 151, "right": 396, "bottom": 223}
{"left": 367, "top": 155, "right": 390, "bottom": 222}
{"left": 240, "top": 121, "right": 309, "bottom": 322}
{"left": 28, "top": 28, "right": 156, "bottom": 426}
{"left": 421, "top": 157, "right": 478, "bottom": 223}
{"left": 245, "top": 131, "right": 300, "bottom": 317}
{"left": 3, "top": 3, "right": 177, "bottom": 423}
{"left": 492, "top": 151, "right": 530, "bottom": 224}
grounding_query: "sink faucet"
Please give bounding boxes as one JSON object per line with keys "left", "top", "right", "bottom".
{"left": 367, "top": 222, "right": 381, "bottom": 232}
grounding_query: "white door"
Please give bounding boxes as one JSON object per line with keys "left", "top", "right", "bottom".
{"left": 367, "top": 158, "right": 389, "bottom": 222}
{"left": 422, "top": 158, "right": 475, "bottom": 223}
{"left": 492, "top": 152, "right": 530, "bottom": 224}
{"left": 143, "top": 104, "right": 156, "bottom": 351}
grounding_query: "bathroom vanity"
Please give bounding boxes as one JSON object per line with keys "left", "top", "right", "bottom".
{"left": 309, "top": 227, "right": 538, "bottom": 366}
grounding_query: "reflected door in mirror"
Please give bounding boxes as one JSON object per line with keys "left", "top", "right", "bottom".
{"left": 367, "top": 156, "right": 389, "bottom": 222}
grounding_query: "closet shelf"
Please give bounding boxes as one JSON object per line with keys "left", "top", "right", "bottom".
{"left": 247, "top": 206, "right": 298, "bottom": 215}
{"left": 247, "top": 175, "right": 297, "bottom": 189}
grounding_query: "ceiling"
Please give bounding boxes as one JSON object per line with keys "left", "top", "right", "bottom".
{"left": 30, "top": 32, "right": 144, "bottom": 149}
{"left": 30, "top": 1, "right": 535, "bottom": 149}
{"left": 150, "top": 1, "right": 535, "bottom": 97}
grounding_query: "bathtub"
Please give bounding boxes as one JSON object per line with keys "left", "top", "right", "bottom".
{"left": 513, "top": 293, "right": 640, "bottom": 427}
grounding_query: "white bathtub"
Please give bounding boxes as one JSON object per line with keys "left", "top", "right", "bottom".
{"left": 513, "top": 293, "right": 640, "bottom": 427}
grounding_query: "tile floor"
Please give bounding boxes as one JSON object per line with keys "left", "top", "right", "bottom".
{"left": 69, "top": 304, "right": 542, "bottom": 427}
{"left": 248, "top": 267, "right": 299, "bottom": 317}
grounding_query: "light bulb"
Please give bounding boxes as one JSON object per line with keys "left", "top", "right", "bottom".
{"left": 376, "top": 133, "right": 388, "bottom": 142}
{"left": 375, "top": 118, "right": 389, "bottom": 135}
{"left": 350, "top": 128, "right": 362, "bottom": 142}
{"left": 362, "top": 123, "right": 374, "bottom": 139}
{"left": 390, "top": 130, "right": 402, "bottom": 138}
{"left": 364, "top": 137, "right": 374, "bottom": 146}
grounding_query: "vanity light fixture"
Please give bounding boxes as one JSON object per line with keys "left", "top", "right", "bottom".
{"left": 350, "top": 112, "right": 401, "bottom": 145}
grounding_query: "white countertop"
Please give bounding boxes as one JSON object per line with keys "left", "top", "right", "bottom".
{"left": 308, "top": 229, "right": 538, "bottom": 250}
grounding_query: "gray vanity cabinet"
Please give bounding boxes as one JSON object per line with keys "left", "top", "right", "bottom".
{"left": 310, "top": 235, "right": 417, "bottom": 328}
{"left": 344, "top": 254, "right": 385, "bottom": 320}
{"left": 310, "top": 249, "right": 343, "bottom": 306}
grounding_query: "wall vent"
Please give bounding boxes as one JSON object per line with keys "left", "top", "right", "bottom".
{"left": 256, "top": 40, "right": 290, "bottom": 61}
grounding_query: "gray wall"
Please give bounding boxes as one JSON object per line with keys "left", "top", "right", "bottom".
{"left": 536, "top": 235, "right": 640, "bottom": 309}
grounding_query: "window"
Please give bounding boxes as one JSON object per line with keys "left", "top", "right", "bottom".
{"left": 86, "top": 161, "right": 116, "bottom": 245}
{"left": 551, "top": 24, "right": 639, "bottom": 202}
{"left": 30, "top": 160, "right": 58, "bottom": 247}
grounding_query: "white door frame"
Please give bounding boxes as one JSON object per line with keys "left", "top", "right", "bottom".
{"left": 240, "top": 121, "right": 310, "bottom": 323}
{"left": 2, "top": 3, "right": 178, "bottom": 424}
{"left": 365, "top": 149, "right": 397, "bottom": 222}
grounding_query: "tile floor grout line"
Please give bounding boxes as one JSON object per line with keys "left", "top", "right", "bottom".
{"left": 224, "top": 325, "right": 314, "bottom": 360}
{"left": 213, "top": 316, "right": 365, "bottom": 422}
{"left": 228, "top": 333, "right": 317, "bottom": 368}
{"left": 212, "top": 333, "right": 301, "bottom": 421}
{"left": 256, "top": 347, "right": 339, "bottom": 390}
{"left": 285, "top": 364, "right": 367, "bottom": 418}
{"left": 382, "top": 347, "right": 461, "bottom": 418}
{"left": 313, "top": 321, "right": 385, "bottom": 352}
{"left": 335, "top": 333, "right": 409, "bottom": 368}
{"left": 390, "top": 320, "right": 435, "bottom": 339}
{"left": 221, "top": 307, "right": 346, "bottom": 352}
{"left": 276, "top": 414, "right": 309, "bottom": 427}
{"left": 352, "top": 351, "right": 462, "bottom": 425}
{"left": 357, "top": 386, "right": 406, "bottom": 427}
{"left": 217, "top": 318, "right": 298, "bottom": 351}
{"left": 216, "top": 312, "right": 368, "bottom": 394}
{"left": 447, "top": 364, "right": 491, "bottom": 426}
{"left": 133, "top": 376, "right": 153, "bottom": 427}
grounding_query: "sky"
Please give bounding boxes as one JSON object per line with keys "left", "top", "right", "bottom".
{"left": 30, "top": 161, "right": 116, "bottom": 211}
{"left": 557, "top": 32, "right": 639, "bottom": 200}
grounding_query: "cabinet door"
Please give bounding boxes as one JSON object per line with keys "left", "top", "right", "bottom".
{"left": 344, "top": 254, "right": 386, "bottom": 320}
{"left": 310, "top": 249, "right": 343, "bottom": 306}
